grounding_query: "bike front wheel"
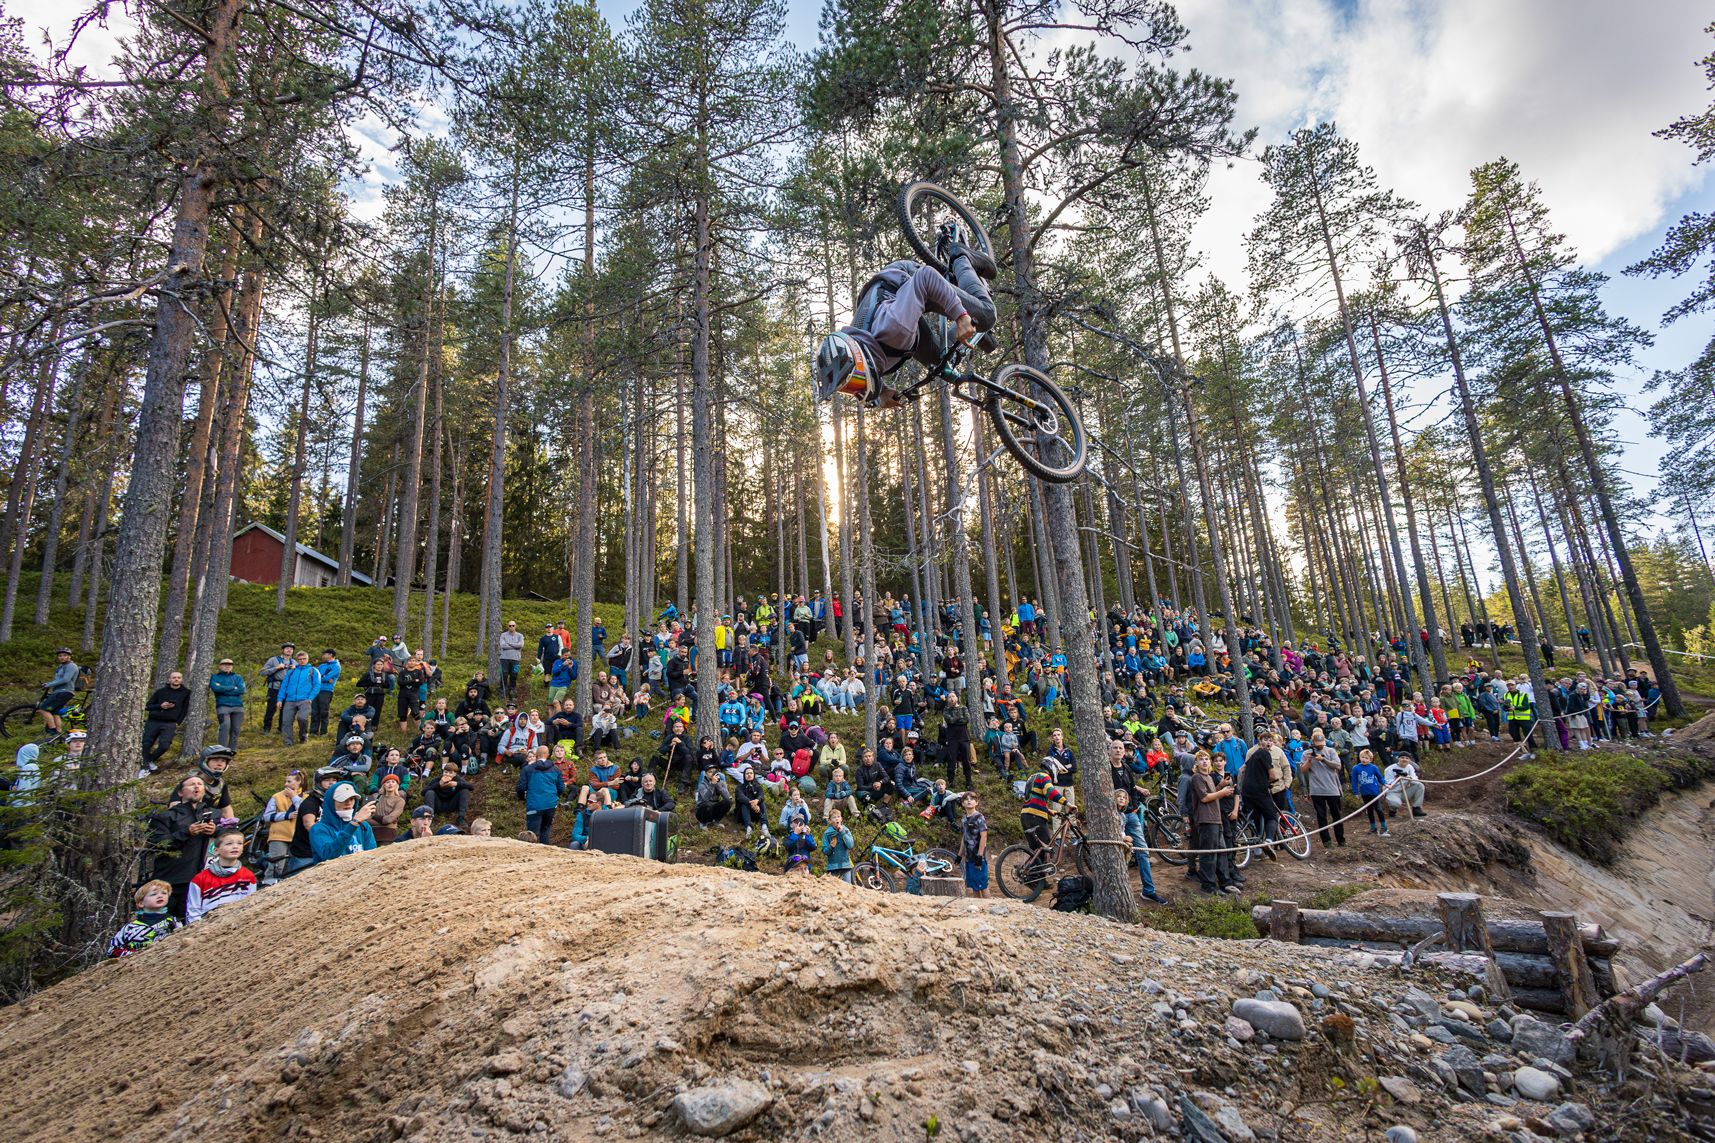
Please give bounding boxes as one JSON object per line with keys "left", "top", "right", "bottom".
{"left": 995, "top": 844, "right": 1048, "bottom": 902}
{"left": 1147, "top": 812, "right": 1189, "bottom": 865}
{"left": 1230, "top": 823, "right": 1255, "bottom": 869}
{"left": 987, "top": 364, "right": 1087, "bottom": 482}
{"left": 854, "top": 862, "right": 895, "bottom": 892}
{"left": 1279, "top": 813, "right": 1313, "bottom": 859}
{"left": 923, "top": 847, "right": 961, "bottom": 877}
{"left": 897, "top": 181, "right": 995, "bottom": 276}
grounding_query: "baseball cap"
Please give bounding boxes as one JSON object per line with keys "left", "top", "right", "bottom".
{"left": 411, "top": 805, "right": 434, "bottom": 819}
{"left": 435, "top": 825, "right": 462, "bottom": 835}
{"left": 330, "top": 782, "right": 358, "bottom": 803}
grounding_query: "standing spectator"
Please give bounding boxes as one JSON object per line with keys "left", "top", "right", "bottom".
{"left": 957, "top": 791, "right": 989, "bottom": 898}
{"left": 498, "top": 620, "right": 525, "bottom": 698}
{"left": 607, "top": 634, "right": 633, "bottom": 691}
{"left": 517, "top": 750, "right": 566, "bottom": 843}
{"left": 1351, "top": 749, "right": 1387, "bottom": 835}
{"left": 1304, "top": 731, "right": 1346, "bottom": 848}
{"left": 822, "top": 808, "right": 855, "bottom": 883}
{"left": 537, "top": 623, "right": 563, "bottom": 677}
{"left": 309, "top": 782, "right": 378, "bottom": 862}
{"left": 311, "top": 649, "right": 341, "bottom": 737}
{"left": 142, "top": 670, "right": 192, "bottom": 769}
{"left": 939, "top": 709, "right": 974, "bottom": 791}
{"left": 1111, "top": 787, "right": 1167, "bottom": 904}
{"left": 261, "top": 643, "right": 295, "bottom": 733}
{"left": 396, "top": 656, "right": 429, "bottom": 735}
{"left": 276, "top": 651, "right": 320, "bottom": 746}
{"left": 359, "top": 657, "right": 394, "bottom": 714}
{"left": 1189, "top": 754, "right": 1240, "bottom": 896}
{"left": 209, "top": 658, "right": 247, "bottom": 748}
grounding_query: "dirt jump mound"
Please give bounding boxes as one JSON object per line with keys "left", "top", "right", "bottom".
{"left": 0, "top": 839, "right": 1692, "bottom": 1142}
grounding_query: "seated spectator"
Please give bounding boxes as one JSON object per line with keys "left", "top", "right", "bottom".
{"left": 777, "top": 786, "right": 812, "bottom": 831}
{"left": 333, "top": 734, "right": 374, "bottom": 774}
{"left": 624, "top": 771, "right": 676, "bottom": 813}
{"left": 815, "top": 733, "right": 847, "bottom": 784}
{"left": 371, "top": 773, "right": 407, "bottom": 843}
{"left": 454, "top": 686, "right": 490, "bottom": 724}
{"left": 822, "top": 766, "right": 857, "bottom": 821}
{"left": 580, "top": 749, "right": 618, "bottom": 808}
{"left": 854, "top": 748, "right": 896, "bottom": 805}
{"left": 587, "top": 702, "right": 619, "bottom": 751}
{"left": 731, "top": 765, "right": 769, "bottom": 837}
{"left": 187, "top": 827, "right": 258, "bottom": 922}
{"left": 470, "top": 818, "right": 493, "bottom": 837}
{"left": 107, "top": 880, "right": 182, "bottom": 957}
{"left": 894, "top": 746, "right": 930, "bottom": 804}
{"left": 735, "top": 729, "right": 769, "bottom": 775}
{"left": 368, "top": 747, "right": 411, "bottom": 793}
{"left": 616, "top": 758, "right": 645, "bottom": 803}
{"left": 762, "top": 747, "right": 792, "bottom": 795}
{"left": 421, "top": 762, "right": 474, "bottom": 830}
{"left": 309, "top": 782, "right": 377, "bottom": 862}
{"left": 394, "top": 804, "right": 436, "bottom": 843}
{"left": 695, "top": 762, "right": 732, "bottom": 826}
{"left": 259, "top": 770, "right": 304, "bottom": 886}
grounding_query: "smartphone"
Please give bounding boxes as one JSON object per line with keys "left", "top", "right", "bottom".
{"left": 198, "top": 809, "right": 216, "bottom": 824}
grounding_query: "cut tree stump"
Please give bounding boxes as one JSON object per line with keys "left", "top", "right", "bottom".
{"left": 921, "top": 876, "right": 964, "bottom": 898}
{"left": 1438, "top": 893, "right": 1511, "bottom": 1000}
{"left": 1268, "top": 900, "right": 1301, "bottom": 943}
{"left": 1542, "top": 911, "right": 1601, "bottom": 1019}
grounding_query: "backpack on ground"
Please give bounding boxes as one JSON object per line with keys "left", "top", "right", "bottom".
{"left": 1052, "top": 875, "right": 1092, "bottom": 912}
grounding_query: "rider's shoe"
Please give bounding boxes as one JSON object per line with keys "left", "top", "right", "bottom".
{"left": 937, "top": 221, "right": 998, "bottom": 280}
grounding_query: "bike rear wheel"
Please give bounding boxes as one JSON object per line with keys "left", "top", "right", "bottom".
{"left": 987, "top": 364, "right": 1087, "bottom": 483}
{"left": 1231, "top": 822, "right": 1256, "bottom": 869}
{"left": 0, "top": 702, "right": 39, "bottom": 740}
{"left": 897, "top": 181, "right": 995, "bottom": 276}
{"left": 854, "top": 862, "right": 895, "bottom": 892}
{"left": 923, "top": 847, "right": 961, "bottom": 877}
{"left": 1279, "top": 813, "right": 1312, "bottom": 859}
{"left": 995, "top": 844, "right": 1048, "bottom": 902}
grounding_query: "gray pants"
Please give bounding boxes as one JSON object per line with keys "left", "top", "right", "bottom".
{"left": 279, "top": 699, "right": 312, "bottom": 744}
{"left": 872, "top": 262, "right": 996, "bottom": 371}
{"left": 265, "top": 839, "right": 289, "bottom": 884}
{"left": 217, "top": 707, "right": 244, "bottom": 748}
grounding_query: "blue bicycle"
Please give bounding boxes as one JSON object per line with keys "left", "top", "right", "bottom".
{"left": 852, "top": 814, "right": 959, "bottom": 892}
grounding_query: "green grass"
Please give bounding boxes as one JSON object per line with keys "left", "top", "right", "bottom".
{"left": 1141, "top": 890, "right": 1264, "bottom": 940}
{"left": 1504, "top": 748, "right": 1715, "bottom": 863}
{"left": 1297, "top": 883, "right": 1367, "bottom": 911}
{"left": 0, "top": 574, "right": 1079, "bottom": 864}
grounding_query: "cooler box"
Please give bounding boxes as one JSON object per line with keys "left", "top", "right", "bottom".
{"left": 588, "top": 807, "right": 674, "bottom": 861}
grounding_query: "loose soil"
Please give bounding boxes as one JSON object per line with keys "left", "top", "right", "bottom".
{"left": 2, "top": 839, "right": 1691, "bottom": 1143}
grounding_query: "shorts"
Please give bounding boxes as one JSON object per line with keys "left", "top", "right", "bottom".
{"left": 37, "top": 691, "right": 72, "bottom": 713}
{"left": 964, "top": 858, "right": 989, "bottom": 892}
{"left": 895, "top": 714, "right": 914, "bottom": 730}
{"left": 399, "top": 693, "right": 423, "bottom": 721}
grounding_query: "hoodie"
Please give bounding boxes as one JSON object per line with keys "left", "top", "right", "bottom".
{"left": 516, "top": 756, "right": 567, "bottom": 812}
{"left": 9, "top": 743, "right": 40, "bottom": 798}
{"left": 308, "top": 784, "right": 377, "bottom": 862}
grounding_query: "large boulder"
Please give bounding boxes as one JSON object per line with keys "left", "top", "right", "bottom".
{"left": 673, "top": 1081, "right": 773, "bottom": 1137}
{"left": 1232, "top": 998, "right": 1305, "bottom": 1041}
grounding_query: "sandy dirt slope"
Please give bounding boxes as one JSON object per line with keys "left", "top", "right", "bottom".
{"left": 0, "top": 839, "right": 1690, "bottom": 1143}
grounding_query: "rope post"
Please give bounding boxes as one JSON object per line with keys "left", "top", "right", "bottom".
{"left": 1267, "top": 900, "right": 1301, "bottom": 944}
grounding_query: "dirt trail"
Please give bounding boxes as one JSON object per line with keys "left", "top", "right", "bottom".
{"left": 3, "top": 839, "right": 1686, "bottom": 1143}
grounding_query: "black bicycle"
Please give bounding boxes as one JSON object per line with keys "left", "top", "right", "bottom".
{"left": 0, "top": 684, "right": 88, "bottom": 742}
{"left": 891, "top": 182, "right": 1087, "bottom": 484}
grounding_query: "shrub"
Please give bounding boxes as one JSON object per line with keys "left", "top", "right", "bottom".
{"left": 1143, "top": 893, "right": 1261, "bottom": 940}
{"left": 1504, "top": 750, "right": 1713, "bottom": 862}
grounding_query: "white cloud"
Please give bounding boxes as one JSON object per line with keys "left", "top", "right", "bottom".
{"left": 1177, "top": 0, "right": 1714, "bottom": 290}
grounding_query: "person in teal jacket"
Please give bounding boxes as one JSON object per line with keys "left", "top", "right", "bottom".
{"left": 209, "top": 658, "right": 247, "bottom": 748}
{"left": 308, "top": 782, "right": 377, "bottom": 863}
{"left": 821, "top": 808, "right": 855, "bottom": 883}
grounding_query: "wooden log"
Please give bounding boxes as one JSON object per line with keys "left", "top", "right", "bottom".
{"left": 1508, "top": 987, "right": 1568, "bottom": 1015}
{"left": 920, "top": 876, "right": 965, "bottom": 898}
{"left": 1247, "top": 906, "right": 1617, "bottom": 955}
{"left": 1438, "top": 893, "right": 1511, "bottom": 1000}
{"left": 1268, "top": 900, "right": 1301, "bottom": 943}
{"left": 1542, "top": 911, "right": 1600, "bottom": 1019}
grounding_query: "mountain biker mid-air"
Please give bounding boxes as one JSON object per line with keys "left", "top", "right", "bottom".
{"left": 814, "top": 222, "right": 998, "bottom": 409}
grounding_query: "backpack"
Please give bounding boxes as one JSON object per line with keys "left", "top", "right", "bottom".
{"left": 1051, "top": 876, "right": 1092, "bottom": 912}
{"left": 76, "top": 664, "right": 95, "bottom": 692}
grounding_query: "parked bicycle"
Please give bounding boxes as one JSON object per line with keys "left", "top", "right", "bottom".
{"left": 851, "top": 810, "right": 959, "bottom": 892}
{"left": 1231, "top": 803, "right": 1312, "bottom": 868}
{"left": 995, "top": 812, "right": 1088, "bottom": 902}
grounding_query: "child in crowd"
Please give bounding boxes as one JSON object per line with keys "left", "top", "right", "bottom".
{"left": 186, "top": 828, "right": 258, "bottom": 923}
{"left": 958, "top": 792, "right": 988, "bottom": 898}
{"left": 822, "top": 766, "right": 857, "bottom": 821}
{"left": 1350, "top": 749, "right": 1386, "bottom": 836}
{"left": 783, "top": 815, "right": 816, "bottom": 875}
{"left": 108, "top": 880, "right": 182, "bottom": 957}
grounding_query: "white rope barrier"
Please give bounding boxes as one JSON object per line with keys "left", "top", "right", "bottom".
{"left": 1082, "top": 719, "right": 1544, "bottom": 859}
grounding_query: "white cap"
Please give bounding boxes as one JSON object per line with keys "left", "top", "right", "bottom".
{"left": 330, "top": 782, "right": 358, "bottom": 804}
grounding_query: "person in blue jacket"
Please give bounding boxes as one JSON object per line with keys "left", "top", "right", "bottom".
{"left": 311, "top": 650, "right": 342, "bottom": 737}
{"left": 516, "top": 752, "right": 566, "bottom": 844}
{"left": 277, "top": 651, "right": 322, "bottom": 746}
{"left": 308, "top": 782, "right": 378, "bottom": 863}
{"left": 209, "top": 658, "right": 247, "bottom": 748}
